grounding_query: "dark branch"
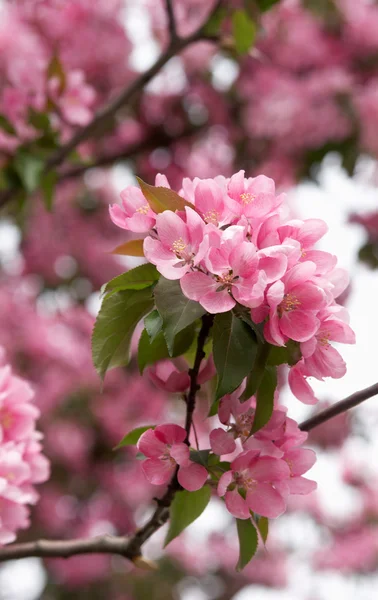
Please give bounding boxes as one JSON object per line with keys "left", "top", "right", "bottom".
{"left": 299, "top": 382, "right": 378, "bottom": 432}
{"left": 0, "top": 315, "right": 213, "bottom": 564}
{"left": 165, "top": 0, "right": 178, "bottom": 41}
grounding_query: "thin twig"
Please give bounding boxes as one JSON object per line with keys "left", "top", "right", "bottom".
{"left": 0, "top": 316, "right": 213, "bottom": 564}
{"left": 165, "top": 0, "right": 178, "bottom": 41}
{"left": 299, "top": 382, "right": 378, "bottom": 432}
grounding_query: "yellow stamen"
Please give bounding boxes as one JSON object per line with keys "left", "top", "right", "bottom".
{"left": 136, "top": 204, "right": 149, "bottom": 215}
{"left": 204, "top": 209, "right": 219, "bottom": 226}
{"left": 240, "top": 192, "right": 255, "bottom": 205}
{"left": 279, "top": 293, "right": 301, "bottom": 315}
{"left": 171, "top": 238, "right": 187, "bottom": 256}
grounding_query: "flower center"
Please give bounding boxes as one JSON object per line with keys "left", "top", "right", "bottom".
{"left": 240, "top": 192, "right": 255, "bottom": 205}
{"left": 278, "top": 293, "right": 301, "bottom": 316}
{"left": 318, "top": 331, "right": 330, "bottom": 347}
{"left": 204, "top": 209, "right": 219, "bottom": 226}
{"left": 171, "top": 237, "right": 188, "bottom": 258}
{"left": 1, "top": 411, "right": 12, "bottom": 430}
{"left": 234, "top": 471, "right": 257, "bottom": 491}
{"left": 136, "top": 204, "right": 149, "bottom": 215}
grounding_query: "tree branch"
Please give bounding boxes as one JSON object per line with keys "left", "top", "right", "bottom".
{"left": 299, "top": 381, "right": 378, "bottom": 432}
{"left": 0, "top": 1, "right": 223, "bottom": 211}
{"left": 0, "top": 315, "right": 213, "bottom": 564}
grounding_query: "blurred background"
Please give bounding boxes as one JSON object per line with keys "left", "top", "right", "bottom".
{"left": 1, "top": 1, "right": 378, "bottom": 599}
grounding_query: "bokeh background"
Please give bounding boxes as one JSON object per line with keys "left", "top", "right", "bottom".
{"left": 1, "top": 1, "right": 378, "bottom": 599}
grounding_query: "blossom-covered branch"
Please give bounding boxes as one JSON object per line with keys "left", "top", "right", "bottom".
{"left": 0, "top": 1, "right": 222, "bottom": 211}
{"left": 299, "top": 382, "right": 378, "bottom": 432}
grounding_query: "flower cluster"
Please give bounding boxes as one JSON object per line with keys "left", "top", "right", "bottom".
{"left": 110, "top": 170, "right": 356, "bottom": 404}
{"left": 212, "top": 393, "right": 316, "bottom": 519}
{"left": 0, "top": 349, "right": 49, "bottom": 544}
{"left": 137, "top": 393, "right": 316, "bottom": 520}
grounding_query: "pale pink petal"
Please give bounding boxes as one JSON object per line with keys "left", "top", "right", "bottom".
{"left": 284, "top": 262, "right": 317, "bottom": 289}
{"left": 246, "top": 483, "right": 286, "bottom": 518}
{"left": 156, "top": 211, "right": 189, "bottom": 249}
{"left": 200, "top": 290, "right": 235, "bottom": 314}
{"left": 142, "top": 458, "right": 174, "bottom": 485}
{"left": 225, "top": 489, "right": 251, "bottom": 519}
{"left": 155, "top": 173, "right": 170, "bottom": 187}
{"left": 266, "top": 313, "right": 286, "bottom": 346}
{"left": 178, "top": 463, "right": 208, "bottom": 491}
{"left": 299, "top": 219, "right": 328, "bottom": 247}
{"left": 301, "top": 337, "right": 317, "bottom": 359}
{"left": 229, "top": 242, "right": 257, "bottom": 278}
{"left": 180, "top": 271, "right": 216, "bottom": 301}
{"left": 227, "top": 170, "right": 245, "bottom": 200}
{"left": 293, "top": 283, "right": 326, "bottom": 311}
{"left": 257, "top": 249, "right": 288, "bottom": 283}
{"left": 303, "top": 251, "right": 337, "bottom": 275}
{"left": 109, "top": 204, "right": 128, "bottom": 229}
{"left": 288, "top": 476, "right": 317, "bottom": 495}
{"left": 326, "top": 319, "right": 356, "bottom": 344}
{"left": 267, "top": 281, "right": 285, "bottom": 309}
{"left": 210, "top": 429, "right": 236, "bottom": 455}
{"left": 232, "top": 450, "right": 260, "bottom": 473}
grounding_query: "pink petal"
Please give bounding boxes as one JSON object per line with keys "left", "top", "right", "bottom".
{"left": 218, "top": 471, "right": 233, "bottom": 497}
{"left": 288, "top": 365, "right": 317, "bottom": 405}
{"left": 280, "top": 310, "right": 320, "bottom": 342}
{"left": 267, "top": 281, "right": 285, "bottom": 309}
{"left": 170, "top": 443, "right": 190, "bottom": 466}
{"left": 284, "top": 262, "right": 317, "bottom": 289}
{"left": 293, "top": 283, "right": 326, "bottom": 311}
{"left": 299, "top": 219, "right": 328, "bottom": 247}
{"left": 248, "top": 457, "right": 290, "bottom": 482}
{"left": 288, "top": 476, "right": 317, "bottom": 495}
{"left": 155, "top": 424, "right": 187, "bottom": 445}
{"left": 200, "top": 290, "right": 236, "bottom": 314}
{"left": 178, "top": 463, "right": 208, "bottom": 491}
{"left": 210, "top": 429, "right": 236, "bottom": 455}
{"left": 225, "top": 489, "right": 251, "bottom": 519}
{"left": 246, "top": 483, "right": 286, "bottom": 518}
{"left": 142, "top": 458, "right": 174, "bottom": 485}
{"left": 229, "top": 242, "right": 257, "bottom": 278}
{"left": 138, "top": 429, "right": 166, "bottom": 458}
{"left": 109, "top": 204, "right": 127, "bottom": 229}
{"left": 232, "top": 450, "right": 260, "bottom": 473}
{"left": 227, "top": 170, "right": 245, "bottom": 200}
{"left": 156, "top": 211, "right": 189, "bottom": 249}
{"left": 180, "top": 271, "right": 216, "bottom": 301}
{"left": 285, "top": 448, "right": 316, "bottom": 475}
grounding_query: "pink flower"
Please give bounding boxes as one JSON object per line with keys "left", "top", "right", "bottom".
{"left": 262, "top": 261, "right": 326, "bottom": 345}
{"left": 144, "top": 207, "right": 210, "bottom": 280}
{"left": 282, "top": 447, "right": 317, "bottom": 495}
{"left": 0, "top": 366, "right": 39, "bottom": 443}
{"left": 218, "top": 450, "right": 289, "bottom": 519}
{"left": 109, "top": 186, "right": 156, "bottom": 233}
{"left": 138, "top": 425, "right": 207, "bottom": 491}
{"left": 146, "top": 357, "right": 215, "bottom": 393}
{"left": 191, "top": 178, "right": 232, "bottom": 227}
{"left": 225, "top": 170, "right": 283, "bottom": 221}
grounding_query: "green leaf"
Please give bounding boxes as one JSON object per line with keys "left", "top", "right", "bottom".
{"left": 0, "top": 115, "right": 16, "bottom": 135}
{"left": 137, "top": 177, "right": 193, "bottom": 214}
{"left": 47, "top": 54, "right": 66, "bottom": 94}
{"left": 92, "top": 287, "right": 154, "bottom": 380}
{"left": 115, "top": 425, "right": 154, "bottom": 449}
{"left": 257, "top": 516, "right": 269, "bottom": 543}
{"left": 14, "top": 151, "right": 45, "bottom": 193}
{"left": 236, "top": 518, "right": 258, "bottom": 571}
{"left": 213, "top": 312, "right": 257, "bottom": 401}
{"left": 164, "top": 486, "right": 212, "bottom": 547}
{"left": 232, "top": 10, "right": 256, "bottom": 55}
{"left": 40, "top": 171, "right": 57, "bottom": 211}
{"left": 103, "top": 264, "right": 159, "bottom": 296}
{"left": 240, "top": 342, "right": 271, "bottom": 402}
{"left": 202, "top": 5, "right": 227, "bottom": 36}
{"left": 28, "top": 109, "right": 51, "bottom": 132}
{"left": 233, "top": 304, "right": 264, "bottom": 343}
{"left": 110, "top": 239, "right": 145, "bottom": 257}
{"left": 137, "top": 324, "right": 195, "bottom": 373}
{"left": 251, "top": 366, "right": 277, "bottom": 434}
{"left": 255, "top": 0, "right": 280, "bottom": 11}
{"left": 154, "top": 277, "right": 206, "bottom": 355}
{"left": 267, "top": 341, "right": 301, "bottom": 367}
{"left": 190, "top": 449, "right": 211, "bottom": 467}
{"left": 144, "top": 309, "right": 163, "bottom": 342}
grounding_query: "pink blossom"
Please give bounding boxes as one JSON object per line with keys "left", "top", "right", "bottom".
{"left": 138, "top": 425, "right": 207, "bottom": 491}
{"left": 218, "top": 451, "right": 289, "bottom": 519}
{"left": 226, "top": 170, "right": 283, "bottom": 221}
{"left": 146, "top": 357, "right": 215, "bottom": 393}
{"left": 261, "top": 262, "right": 326, "bottom": 346}
{"left": 144, "top": 207, "right": 210, "bottom": 280}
